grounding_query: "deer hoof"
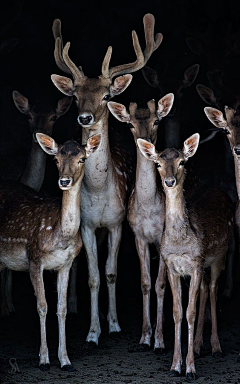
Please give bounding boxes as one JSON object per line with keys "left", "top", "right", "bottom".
{"left": 137, "top": 343, "right": 151, "bottom": 352}
{"left": 61, "top": 364, "right": 77, "bottom": 372}
{"left": 39, "top": 363, "right": 50, "bottom": 371}
{"left": 83, "top": 341, "right": 98, "bottom": 350}
{"left": 169, "top": 370, "right": 180, "bottom": 377}
{"left": 186, "top": 372, "right": 197, "bottom": 381}
{"left": 154, "top": 347, "right": 166, "bottom": 355}
{"left": 212, "top": 351, "right": 222, "bottom": 358}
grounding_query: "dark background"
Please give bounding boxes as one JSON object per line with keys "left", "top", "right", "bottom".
{"left": 1, "top": 0, "right": 240, "bottom": 381}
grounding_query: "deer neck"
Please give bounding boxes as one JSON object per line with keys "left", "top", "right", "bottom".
{"left": 59, "top": 176, "right": 83, "bottom": 239}
{"left": 20, "top": 140, "right": 46, "bottom": 192}
{"left": 164, "top": 182, "right": 189, "bottom": 239}
{"left": 135, "top": 148, "right": 159, "bottom": 201}
{"left": 81, "top": 109, "right": 113, "bottom": 190}
{"left": 233, "top": 155, "right": 240, "bottom": 199}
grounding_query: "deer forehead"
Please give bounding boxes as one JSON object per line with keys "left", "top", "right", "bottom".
{"left": 58, "top": 141, "right": 85, "bottom": 157}
{"left": 160, "top": 148, "right": 181, "bottom": 160}
{"left": 75, "top": 78, "right": 111, "bottom": 94}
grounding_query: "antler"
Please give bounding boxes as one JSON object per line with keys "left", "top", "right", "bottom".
{"left": 52, "top": 19, "right": 85, "bottom": 78}
{"left": 101, "top": 13, "right": 163, "bottom": 79}
{"left": 52, "top": 14, "right": 162, "bottom": 81}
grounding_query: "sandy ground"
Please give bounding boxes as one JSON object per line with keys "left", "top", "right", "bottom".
{"left": 0, "top": 227, "right": 240, "bottom": 384}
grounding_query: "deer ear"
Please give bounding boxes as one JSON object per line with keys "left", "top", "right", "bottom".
{"left": 196, "top": 85, "right": 217, "bottom": 106}
{"left": 107, "top": 102, "right": 130, "bottom": 122}
{"left": 85, "top": 134, "right": 101, "bottom": 157}
{"left": 204, "top": 107, "right": 228, "bottom": 129}
{"left": 185, "top": 37, "right": 203, "bottom": 55}
{"left": 56, "top": 96, "right": 73, "bottom": 117}
{"left": 110, "top": 74, "right": 133, "bottom": 96}
{"left": 142, "top": 66, "right": 159, "bottom": 88}
{"left": 51, "top": 74, "right": 76, "bottom": 96}
{"left": 183, "top": 64, "right": 199, "bottom": 87}
{"left": 137, "top": 138, "right": 158, "bottom": 161}
{"left": 157, "top": 93, "right": 174, "bottom": 118}
{"left": 36, "top": 133, "right": 58, "bottom": 155}
{"left": 12, "top": 91, "right": 30, "bottom": 114}
{"left": 183, "top": 133, "right": 200, "bottom": 160}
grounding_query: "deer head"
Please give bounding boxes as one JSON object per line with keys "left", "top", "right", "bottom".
{"left": 108, "top": 93, "right": 174, "bottom": 144}
{"left": 137, "top": 133, "right": 200, "bottom": 188}
{"left": 12, "top": 91, "right": 73, "bottom": 141}
{"left": 36, "top": 133, "right": 101, "bottom": 189}
{"left": 204, "top": 106, "right": 240, "bottom": 157}
{"left": 51, "top": 14, "right": 163, "bottom": 128}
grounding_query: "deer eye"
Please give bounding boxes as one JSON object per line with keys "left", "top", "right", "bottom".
{"left": 127, "top": 122, "right": 134, "bottom": 128}
{"left": 154, "top": 120, "right": 160, "bottom": 126}
{"left": 51, "top": 115, "right": 57, "bottom": 122}
{"left": 78, "top": 158, "right": 86, "bottom": 164}
{"left": 54, "top": 158, "right": 59, "bottom": 165}
{"left": 26, "top": 114, "right": 32, "bottom": 120}
{"left": 179, "top": 160, "right": 185, "bottom": 167}
{"left": 103, "top": 94, "right": 111, "bottom": 101}
{"left": 156, "top": 163, "right": 161, "bottom": 168}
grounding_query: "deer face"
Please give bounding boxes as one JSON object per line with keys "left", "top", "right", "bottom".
{"left": 204, "top": 106, "right": 240, "bottom": 157}
{"left": 137, "top": 133, "right": 199, "bottom": 189}
{"left": 108, "top": 94, "right": 174, "bottom": 145}
{"left": 36, "top": 133, "right": 101, "bottom": 190}
{"left": 12, "top": 91, "right": 72, "bottom": 141}
{"left": 51, "top": 74, "right": 132, "bottom": 128}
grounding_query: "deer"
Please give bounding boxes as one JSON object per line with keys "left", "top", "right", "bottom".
{"left": 0, "top": 132, "right": 101, "bottom": 371}
{"left": 0, "top": 91, "right": 73, "bottom": 318}
{"left": 50, "top": 13, "right": 163, "bottom": 346}
{"left": 137, "top": 133, "right": 233, "bottom": 379}
{"left": 107, "top": 93, "right": 174, "bottom": 353}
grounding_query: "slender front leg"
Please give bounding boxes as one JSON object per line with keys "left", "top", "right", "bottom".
{"left": 168, "top": 271, "right": 182, "bottom": 376}
{"left": 106, "top": 225, "right": 122, "bottom": 334}
{"left": 29, "top": 262, "right": 49, "bottom": 370}
{"left": 194, "top": 278, "right": 208, "bottom": 356}
{"left": 209, "top": 263, "right": 222, "bottom": 356}
{"left": 57, "top": 264, "right": 75, "bottom": 371}
{"left": 223, "top": 231, "right": 235, "bottom": 298}
{"left": 81, "top": 225, "right": 101, "bottom": 344}
{"left": 186, "top": 270, "right": 201, "bottom": 379}
{"left": 154, "top": 255, "right": 166, "bottom": 352}
{"left": 68, "top": 258, "right": 78, "bottom": 314}
{"left": 135, "top": 237, "right": 152, "bottom": 348}
{"left": 5, "top": 270, "right": 15, "bottom": 313}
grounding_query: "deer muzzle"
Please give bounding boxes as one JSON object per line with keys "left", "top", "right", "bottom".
{"left": 58, "top": 177, "right": 73, "bottom": 190}
{"left": 77, "top": 113, "right": 94, "bottom": 126}
{"left": 164, "top": 177, "right": 176, "bottom": 188}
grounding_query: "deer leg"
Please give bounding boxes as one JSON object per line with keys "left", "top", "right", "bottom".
{"left": 223, "top": 230, "right": 235, "bottom": 298}
{"left": 209, "top": 263, "right": 222, "bottom": 356}
{"left": 194, "top": 278, "right": 208, "bottom": 356}
{"left": 106, "top": 225, "right": 122, "bottom": 334}
{"left": 81, "top": 225, "right": 101, "bottom": 345}
{"left": 57, "top": 264, "right": 75, "bottom": 371}
{"left": 186, "top": 270, "right": 201, "bottom": 379}
{"left": 0, "top": 269, "right": 9, "bottom": 317}
{"left": 29, "top": 262, "right": 49, "bottom": 370}
{"left": 5, "top": 270, "right": 15, "bottom": 313}
{"left": 67, "top": 258, "right": 78, "bottom": 314}
{"left": 135, "top": 237, "right": 151, "bottom": 348}
{"left": 167, "top": 272, "right": 182, "bottom": 376}
{"left": 154, "top": 255, "right": 166, "bottom": 353}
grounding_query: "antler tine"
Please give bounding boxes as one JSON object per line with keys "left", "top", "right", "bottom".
{"left": 103, "top": 13, "right": 162, "bottom": 80}
{"left": 62, "top": 42, "right": 85, "bottom": 80}
{"left": 101, "top": 46, "right": 113, "bottom": 79}
{"left": 52, "top": 19, "right": 72, "bottom": 75}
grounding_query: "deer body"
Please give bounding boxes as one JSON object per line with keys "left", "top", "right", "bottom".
{"left": 108, "top": 94, "right": 174, "bottom": 350}
{"left": 137, "top": 135, "right": 233, "bottom": 379}
{"left": 51, "top": 13, "right": 162, "bottom": 345}
{"left": 0, "top": 134, "right": 101, "bottom": 370}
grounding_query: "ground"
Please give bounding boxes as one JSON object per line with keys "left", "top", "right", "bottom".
{"left": 0, "top": 226, "right": 240, "bottom": 384}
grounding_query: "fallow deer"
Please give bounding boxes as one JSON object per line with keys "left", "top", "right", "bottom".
{"left": 0, "top": 91, "right": 73, "bottom": 318}
{"left": 107, "top": 93, "right": 174, "bottom": 352}
{"left": 137, "top": 134, "right": 233, "bottom": 379}
{"left": 51, "top": 13, "right": 163, "bottom": 345}
{"left": 0, "top": 132, "right": 101, "bottom": 371}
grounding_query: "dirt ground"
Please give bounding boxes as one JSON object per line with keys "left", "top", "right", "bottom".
{"left": 0, "top": 226, "right": 240, "bottom": 384}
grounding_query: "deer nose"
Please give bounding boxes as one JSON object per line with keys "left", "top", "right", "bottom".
{"left": 77, "top": 113, "right": 94, "bottom": 126}
{"left": 164, "top": 177, "right": 176, "bottom": 188}
{"left": 58, "top": 177, "right": 73, "bottom": 189}
{"left": 234, "top": 146, "right": 240, "bottom": 156}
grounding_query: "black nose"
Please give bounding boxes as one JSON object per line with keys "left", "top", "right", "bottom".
{"left": 234, "top": 146, "right": 240, "bottom": 156}
{"left": 60, "top": 179, "right": 71, "bottom": 187}
{"left": 78, "top": 114, "right": 94, "bottom": 125}
{"left": 165, "top": 177, "right": 176, "bottom": 188}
